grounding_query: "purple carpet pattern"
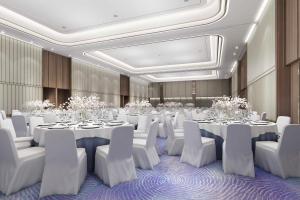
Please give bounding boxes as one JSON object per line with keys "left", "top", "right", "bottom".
{"left": 1, "top": 138, "right": 300, "bottom": 200}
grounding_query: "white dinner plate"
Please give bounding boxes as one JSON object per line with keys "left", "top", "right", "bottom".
{"left": 81, "top": 125, "right": 100, "bottom": 129}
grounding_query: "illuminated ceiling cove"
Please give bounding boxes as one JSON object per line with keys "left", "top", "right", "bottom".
{"left": 0, "top": 0, "right": 270, "bottom": 81}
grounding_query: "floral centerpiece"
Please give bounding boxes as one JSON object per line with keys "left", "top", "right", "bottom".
{"left": 211, "top": 96, "right": 251, "bottom": 121}
{"left": 25, "top": 99, "right": 54, "bottom": 113}
{"left": 125, "top": 100, "right": 152, "bottom": 114}
{"left": 62, "top": 95, "right": 106, "bottom": 122}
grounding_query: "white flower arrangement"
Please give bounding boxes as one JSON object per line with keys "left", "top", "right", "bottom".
{"left": 25, "top": 99, "right": 54, "bottom": 112}
{"left": 125, "top": 100, "right": 152, "bottom": 114}
{"left": 211, "top": 96, "right": 251, "bottom": 120}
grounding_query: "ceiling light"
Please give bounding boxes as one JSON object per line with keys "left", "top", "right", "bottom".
{"left": 230, "top": 61, "right": 238, "bottom": 73}
{"left": 244, "top": 0, "right": 269, "bottom": 43}
{"left": 51, "top": 48, "right": 54, "bottom": 51}
{"left": 233, "top": 52, "right": 237, "bottom": 56}
{"left": 113, "top": 14, "right": 118, "bottom": 18}
{"left": 29, "top": 41, "right": 34, "bottom": 44}
{"left": 235, "top": 46, "right": 239, "bottom": 50}
{"left": 255, "top": 0, "right": 269, "bottom": 22}
{"left": 0, "top": 30, "right": 5, "bottom": 34}
{"left": 244, "top": 24, "right": 256, "bottom": 43}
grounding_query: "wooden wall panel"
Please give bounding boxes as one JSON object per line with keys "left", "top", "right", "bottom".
{"left": 56, "top": 55, "right": 63, "bottom": 89}
{"left": 48, "top": 52, "right": 56, "bottom": 88}
{"left": 290, "top": 62, "right": 300, "bottom": 123}
{"left": 0, "top": 35, "right": 42, "bottom": 115}
{"left": 285, "top": 0, "right": 298, "bottom": 65}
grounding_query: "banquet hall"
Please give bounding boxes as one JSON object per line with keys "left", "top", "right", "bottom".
{"left": 0, "top": 0, "right": 300, "bottom": 199}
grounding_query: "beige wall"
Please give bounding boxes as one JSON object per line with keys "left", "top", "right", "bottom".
{"left": 0, "top": 35, "right": 42, "bottom": 115}
{"left": 149, "top": 79, "right": 231, "bottom": 107}
{"left": 247, "top": 0, "right": 276, "bottom": 120}
{"left": 130, "top": 77, "right": 149, "bottom": 102}
{"left": 71, "top": 59, "right": 120, "bottom": 106}
{"left": 231, "top": 69, "right": 238, "bottom": 97}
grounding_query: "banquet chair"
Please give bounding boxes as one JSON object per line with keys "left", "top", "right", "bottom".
{"left": 43, "top": 113, "right": 57, "bottom": 123}
{"left": 255, "top": 125, "right": 300, "bottom": 179}
{"left": 40, "top": 130, "right": 87, "bottom": 197}
{"left": 223, "top": 124, "right": 255, "bottom": 177}
{"left": 11, "top": 110, "right": 21, "bottom": 116}
{"left": 0, "top": 110, "right": 6, "bottom": 120}
{"left": 276, "top": 116, "right": 291, "bottom": 136}
{"left": 0, "top": 118, "right": 33, "bottom": 150}
{"left": 95, "top": 126, "right": 137, "bottom": 187}
{"left": 184, "top": 109, "right": 193, "bottom": 120}
{"left": 165, "top": 117, "right": 184, "bottom": 156}
{"left": 12, "top": 115, "right": 29, "bottom": 137}
{"left": 260, "top": 112, "right": 267, "bottom": 121}
{"left": 29, "top": 116, "right": 44, "bottom": 136}
{"left": 133, "top": 120, "right": 160, "bottom": 169}
{"left": 0, "top": 128, "right": 45, "bottom": 195}
{"left": 173, "top": 111, "right": 185, "bottom": 130}
{"left": 180, "top": 121, "right": 216, "bottom": 167}
{"left": 134, "top": 114, "right": 152, "bottom": 138}
{"left": 158, "top": 113, "right": 168, "bottom": 138}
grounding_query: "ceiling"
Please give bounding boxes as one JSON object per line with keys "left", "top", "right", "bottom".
{"left": 0, "top": 0, "right": 270, "bottom": 82}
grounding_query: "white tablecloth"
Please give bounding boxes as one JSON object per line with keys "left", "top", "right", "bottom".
{"left": 199, "top": 122, "right": 278, "bottom": 139}
{"left": 34, "top": 124, "right": 131, "bottom": 146}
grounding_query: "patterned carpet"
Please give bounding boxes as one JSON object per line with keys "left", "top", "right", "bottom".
{"left": 1, "top": 138, "right": 300, "bottom": 200}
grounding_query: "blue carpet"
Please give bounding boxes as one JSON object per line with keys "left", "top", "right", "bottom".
{"left": 1, "top": 138, "right": 300, "bottom": 200}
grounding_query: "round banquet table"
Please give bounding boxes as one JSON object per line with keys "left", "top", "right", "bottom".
{"left": 198, "top": 122, "right": 279, "bottom": 160}
{"left": 33, "top": 123, "right": 132, "bottom": 173}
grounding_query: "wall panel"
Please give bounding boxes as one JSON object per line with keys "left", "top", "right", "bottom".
{"left": 0, "top": 35, "right": 42, "bottom": 115}
{"left": 71, "top": 59, "right": 121, "bottom": 106}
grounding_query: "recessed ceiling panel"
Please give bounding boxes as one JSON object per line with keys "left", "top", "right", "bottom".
{"left": 0, "top": 0, "right": 205, "bottom": 33}
{"left": 101, "top": 36, "right": 211, "bottom": 68}
{"left": 151, "top": 70, "right": 213, "bottom": 78}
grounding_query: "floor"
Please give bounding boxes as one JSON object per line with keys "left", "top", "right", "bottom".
{"left": 1, "top": 139, "right": 300, "bottom": 200}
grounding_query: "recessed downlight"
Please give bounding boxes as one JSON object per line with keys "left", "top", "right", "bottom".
{"left": 113, "top": 14, "right": 118, "bottom": 18}
{"left": 235, "top": 46, "right": 239, "bottom": 50}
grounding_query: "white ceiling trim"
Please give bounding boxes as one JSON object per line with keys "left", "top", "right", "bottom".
{"left": 0, "top": 0, "right": 227, "bottom": 46}
{"left": 144, "top": 70, "right": 218, "bottom": 82}
{"left": 84, "top": 35, "right": 223, "bottom": 75}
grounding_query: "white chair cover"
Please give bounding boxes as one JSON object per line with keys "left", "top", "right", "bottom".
{"left": 0, "top": 128, "right": 45, "bottom": 195}
{"left": 0, "top": 119, "right": 32, "bottom": 149}
{"left": 260, "top": 112, "right": 267, "bottom": 121}
{"left": 276, "top": 116, "right": 291, "bottom": 136}
{"left": 133, "top": 120, "right": 160, "bottom": 169}
{"left": 12, "top": 115, "right": 29, "bottom": 137}
{"left": 255, "top": 125, "right": 300, "bottom": 178}
{"left": 180, "top": 121, "right": 216, "bottom": 167}
{"left": 0, "top": 110, "right": 6, "bottom": 120}
{"left": 11, "top": 110, "right": 21, "bottom": 116}
{"left": 29, "top": 117, "right": 44, "bottom": 136}
{"left": 40, "top": 129, "right": 87, "bottom": 197}
{"left": 95, "top": 126, "right": 137, "bottom": 187}
{"left": 158, "top": 112, "right": 168, "bottom": 138}
{"left": 173, "top": 111, "right": 185, "bottom": 129}
{"left": 43, "top": 113, "right": 57, "bottom": 123}
{"left": 165, "top": 117, "right": 184, "bottom": 156}
{"left": 134, "top": 114, "right": 153, "bottom": 138}
{"left": 223, "top": 124, "right": 255, "bottom": 177}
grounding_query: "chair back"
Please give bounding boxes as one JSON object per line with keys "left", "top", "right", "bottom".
{"left": 108, "top": 126, "right": 134, "bottom": 161}
{"left": 225, "top": 124, "right": 252, "bottom": 156}
{"left": 146, "top": 120, "right": 159, "bottom": 148}
{"left": 43, "top": 113, "right": 57, "bottom": 123}
{"left": 12, "top": 110, "right": 21, "bottom": 116}
{"left": 260, "top": 112, "right": 267, "bottom": 121}
{"left": 44, "top": 130, "right": 78, "bottom": 167}
{"left": 29, "top": 117, "right": 44, "bottom": 136}
{"left": 165, "top": 117, "right": 175, "bottom": 140}
{"left": 0, "top": 119, "right": 17, "bottom": 138}
{"left": 0, "top": 110, "right": 7, "bottom": 120}
{"left": 12, "top": 115, "right": 28, "bottom": 137}
{"left": 278, "top": 125, "right": 300, "bottom": 156}
{"left": 184, "top": 110, "right": 192, "bottom": 120}
{"left": 183, "top": 120, "right": 202, "bottom": 149}
{"left": 276, "top": 116, "right": 291, "bottom": 135}
{"left": 0, "top": 128, "right": 18, "bottom": 167}
{"left": 137, "top": 114, "right": 152, "bottom": 132}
